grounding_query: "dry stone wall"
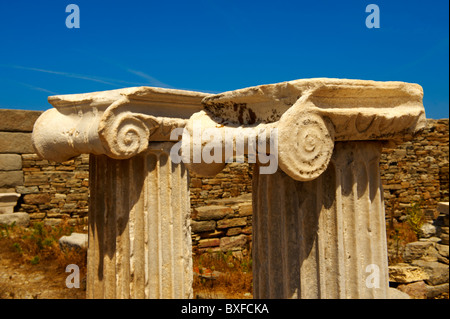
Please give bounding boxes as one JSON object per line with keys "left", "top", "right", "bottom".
{"left": 0, "top": 109, "right": 41, "bottom": 191}
{"left": 19, "top": 153, "right": 89, "bottom": 225}
{"left": 381, "top": 119, "right": 449, "bottom": 221}
{"left": 190, "top": 194, "right": 253, "bottom": 253}
{"left": 189, "top": 162, "right": 253, "bottom": 208}
{"left": 0, "top": 109, "right": 90, "bottom": 226}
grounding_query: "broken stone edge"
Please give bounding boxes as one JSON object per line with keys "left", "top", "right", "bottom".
{"left": 202, "top": 78, "right": 426, "bottom": 140}
{"left": 196, "top": 78, "right": 426, "bottom": 181}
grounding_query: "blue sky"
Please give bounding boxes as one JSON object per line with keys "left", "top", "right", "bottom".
{"left": 0, "top": 0, "right": 448, "bottom": 119}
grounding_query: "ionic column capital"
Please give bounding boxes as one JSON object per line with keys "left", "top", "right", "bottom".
{"left": 32, "top": 87, "right": 209, "bottom": 162}
{"left": 190, "top": 78, "right": 426, "bottom": 181}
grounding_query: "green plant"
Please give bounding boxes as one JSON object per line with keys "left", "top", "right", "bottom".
{"left": 12, "top": 242, "right": 23, "bottom": 254}
{"left": 405, "top": 199, "right": 426, "bottom": 238}
{"left": 0, "top": 218, "right": 84, "bottom": 267}
{"left": 30, "top": 255, "right": 40, "bottom": 265}
{"left": 240, "top": 258, "right": 252, "bottom": 273}
{"left": 386, "top": 201, "right": 419, "bottom": 264}
{"left": 0, "top": 221, "right": 16, "bottom": 238}
{"left": 387, "top": 221, "right": 417, "bottom": 263}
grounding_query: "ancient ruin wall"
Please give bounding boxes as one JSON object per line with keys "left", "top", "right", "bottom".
{"left": 381, "top": 119, "right": 449, "bottom": 219}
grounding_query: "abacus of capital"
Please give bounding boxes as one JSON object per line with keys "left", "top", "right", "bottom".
{"left": 32, "top": 78, "right": 426, "bottom": 299}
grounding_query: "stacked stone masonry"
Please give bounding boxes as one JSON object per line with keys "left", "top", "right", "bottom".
{"left": 0, "top": 109, "right": 449, "bottom": 249}
{"left": 20, "top": 153, "right": 90, "bottom": 225}
{"left": 190, "top": 193, "right": 253, "bottom": 254}
{"left": 0, "top": 109, "right": 41, "bottom": 192}
{"left": 381, "top": 118, "right": 449, "bottom": 219}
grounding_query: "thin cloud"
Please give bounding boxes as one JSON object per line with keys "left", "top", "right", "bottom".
{"left": 124, "top": 68, "right": 173, "bottom": 88}
{"left": 7, "top": 65, "right": 119, "bottom": 86}
{"left": 15, "top": 81, "right": 59, "bottom": 95}
{"left": 0, "top": 78, "right": 58, "bottom": 95}
{"left": 61, "top": 50, "right": 174, "bottom": 89}
{"left": 1, "top": 64, "right": 150, "bottom": 87}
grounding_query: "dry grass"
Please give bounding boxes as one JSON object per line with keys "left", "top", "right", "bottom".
{"left": 387, "top": 220, "right": 418, "bottom": 264}
{"left": 386, "top": 201, "right": 425, "bottom": 264}
{"left": 2, "top": 219, "right": 254, "bottom": 299}
{"left": 193, "top": 250, "right": 253, "bottom": 298}
{"left": 0, "top": 218, "right": 87, "bottom": 275}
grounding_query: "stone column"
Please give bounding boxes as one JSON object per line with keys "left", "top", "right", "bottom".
{"left": 0, "top": 192, "right": 21, "bottom": 214}
{"left": 253, "top": 141, "right": 388, "bottom": 298}
{"left": 32, "top": 87, "right": 208, "bottom": 299}
{"left": 184, "top": 78, "right": 426, "bottom": 299}
{"left": 87, "top": 143, "right": 192, "bottom": 298}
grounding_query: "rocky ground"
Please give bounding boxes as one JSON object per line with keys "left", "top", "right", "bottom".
{"left": 387, "top": 202, "right": 449, "bottom": 299}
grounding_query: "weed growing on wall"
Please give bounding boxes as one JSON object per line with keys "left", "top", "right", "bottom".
{"left": 386, "top": 199, "right": 427, "bottom": 264}
{"left": 405, "top": 199, "right": 426, "bottom": 238}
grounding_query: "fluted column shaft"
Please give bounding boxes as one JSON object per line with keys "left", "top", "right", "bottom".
{"left": 87, "top": 142, "right": 192, "bottom": 299}
{"left": 253, "top": 141, "right": 389, "bottom": 299}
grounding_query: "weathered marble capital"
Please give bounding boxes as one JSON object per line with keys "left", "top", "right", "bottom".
{"left": 185, "top": 78, "right": 426, "bottom": 181}
{"left": 32, "top": 86, "right": 209, "bottom": 299}
{"left": 32, "top": 87, "right": 209, "bottom": 162}
{"left": 186, "top": 78, "right": 426, "bottom": 299}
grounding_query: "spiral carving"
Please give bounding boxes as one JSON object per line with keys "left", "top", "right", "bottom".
{"left": 278, "top": 112, "right": 335, "bottom": 181}
{"left": 102, "top": 113, "right": 150, "bottom": 159}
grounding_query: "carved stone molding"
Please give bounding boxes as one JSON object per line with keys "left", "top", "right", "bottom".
{"left": 32, "top": 87, "right": 208, "bottom": 162}
{"left": 186, "top": 78, "right": 426, "bottom": 181}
